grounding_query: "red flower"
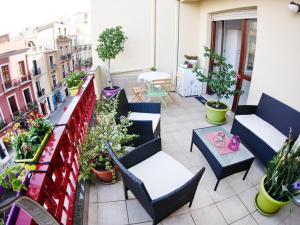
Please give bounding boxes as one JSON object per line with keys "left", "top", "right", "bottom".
{"left": 36, "top": 114, "right": 44, "bottom": 119}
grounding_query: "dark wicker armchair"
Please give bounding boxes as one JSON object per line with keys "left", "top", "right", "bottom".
{"left": 106, "top": 138, "right": 205, "bottom": 225}
{"left": 115, "top": 89, "right": 161, "bottom": 146}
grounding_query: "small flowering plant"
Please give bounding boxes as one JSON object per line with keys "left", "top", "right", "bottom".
{"left": 4, "top": 112, "right": 53, "bottom": 160}
{"left": 265, "top": 131, "right": 300, "bottom": 201}
{"left": 0, "top": 164, "right": 27, "bottom": 194}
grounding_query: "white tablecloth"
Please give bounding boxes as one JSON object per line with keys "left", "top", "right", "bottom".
{"left": 137, "top": 71, "right": 171, "bottom": 82}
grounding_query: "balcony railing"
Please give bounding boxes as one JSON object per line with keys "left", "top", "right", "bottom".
{"left": 52, "top": 82, "right": 62, "bottom": 91}
{"left": 20, "top": 74, "right": 31, "bottom": 83}
{"left": 60, "top": 55, "right": 67, "bottom": 61}
{"left": 11, "top": 75, "right": 96, "bottom": 225}
{"left": 37, "top": 88, "right": 45, "bottom": 98}
{"left": 4, "top": 80, "right": 12, "bottom": 89}
{"left": 2, "top": 79, "right": 20, "bottom": 91}
{"left": 50, "top": 64, "right": 56, "bottom": 71}
{"left": 32, "top": 68, "right": 42, "bottom": 76}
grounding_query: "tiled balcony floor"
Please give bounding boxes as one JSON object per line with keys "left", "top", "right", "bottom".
{"left": 88, "top": 93, "right": 300, "bottom": 225}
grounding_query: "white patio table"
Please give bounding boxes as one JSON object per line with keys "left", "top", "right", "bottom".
{"left": 137, "top": 71, "right": 171, "bottom": 82}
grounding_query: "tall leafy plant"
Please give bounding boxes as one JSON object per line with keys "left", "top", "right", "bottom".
{"left": 194, "top": 46, "right": 241, "bottom": 108}
{"left": 264, "top": 133, "right": 300, "bottom": 201}
{"left": 79, "top": 98, "right": 136, "bottom": 182}
{"left": 96, "top": 26, "right": 127, "bottom": 88}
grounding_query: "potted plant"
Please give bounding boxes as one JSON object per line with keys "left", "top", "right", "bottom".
{"left": 66, "top": 71, "right": 86, "bottom": 96}
{"left": 255, "top": 133, "right": 300, "bottom": 215}
{"left": 0, "top": 164, "right": 27, "bottom": 203}
{"left": 96, "top": 26, "right": 127, "bottom": 98}
{"left": 79, "top": 98, "right": 136, "bottom": 184}
{"left": 195, "top": 47, "right": 241, "bottom": 125}
{"left": 6, "top": 113, "right": 53, "bottom": 170}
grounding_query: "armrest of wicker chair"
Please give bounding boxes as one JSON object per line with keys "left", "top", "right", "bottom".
{"left": 120, "top": 138, "right": 162, "bottom": 168}
{"left": 235, "top": 105, "right": 257, "bottom": 115}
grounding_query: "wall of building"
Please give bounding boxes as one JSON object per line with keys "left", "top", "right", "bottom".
{"left": 37, "top": 27, "right": 55, "bottom": 50}
{"left": 91, "top": 0, "right": 202, "bottom": 78}
{"left": 196, "top": 0, "right": 300, "bottom": 111}
{"left": 8, "top": 52, "right": 28, "bottom": 80}
{"left": 91, "top": 0, "right": 155, "bottom": 73}
{"left": 0, "top": 82, "right": 34, "bottom": 124}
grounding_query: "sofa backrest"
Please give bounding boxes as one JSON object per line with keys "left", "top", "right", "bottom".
{"left": 256, "top": 93, "right": 300, "bottom": 138}
{"left": 115, "top": 89, "right": 131, "bottom": 117}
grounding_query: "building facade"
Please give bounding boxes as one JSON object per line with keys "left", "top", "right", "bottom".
{"left": 0, "top": 48, "right": 36, "bottom": 131}
{"left": 45, "top": 50, "right": 64, "bottom": 112}
{"left": 70, "top": 34, "right": 92, "bottom": 71}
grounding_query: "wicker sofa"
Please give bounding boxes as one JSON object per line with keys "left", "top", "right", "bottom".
{"left": 115, "top": 89, "right": 161, "bottom": 146}
{"left": 231, "top": 93, "right": 300, "bottom": 166}
{"left": 106, "top": 138, "right": 205, "bottom": 225}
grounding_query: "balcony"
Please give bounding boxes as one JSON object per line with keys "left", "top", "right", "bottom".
{"left": 50, "top": 64, "right": 56, "bottom": 71}
{"left": 4, "top": 80, "right": 12, "bottom": 89}
{"left": 2, "top": 79, "right": 20, "bottom": 91}
{"left": 67, "top": 53, "right": 71, "bottom": 59}
{"left": 20, "top": 75, "right": 31, "bottom": 83}
{"left": 37, "top": 88, "right": 45, "bottom": 98}
{"left": 32, "top": 68, "right": 42, "bottom": 76}
{"left": 60, "top": 55, "right": 67, "bottom": 61}
{"left": 0, "top": 120, "right": 7, "bottom": 130}
{"left": 52, "top": 82, "right": 62, "bottom": 91}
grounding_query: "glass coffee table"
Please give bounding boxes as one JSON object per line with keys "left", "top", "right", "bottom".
{"left": 190, "top": 126, "right": 254, "bottom": 191}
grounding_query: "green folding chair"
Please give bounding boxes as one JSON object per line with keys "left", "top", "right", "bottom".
{"left": 146, "top": 81, "right": 167, "bottom": 107}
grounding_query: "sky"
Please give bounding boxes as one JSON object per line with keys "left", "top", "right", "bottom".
{"left": 0, "top": 0, "right": 90, "bottom": 36}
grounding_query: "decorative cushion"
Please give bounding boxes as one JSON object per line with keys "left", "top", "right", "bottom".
{"left": 235, "top": 114, "right": 287, "bottom": 152}
{"left": 128, "top": 112, "right": 160, "bottom": 132}
{"left": 128, "top": 151, "right": 193, "bottom": 200}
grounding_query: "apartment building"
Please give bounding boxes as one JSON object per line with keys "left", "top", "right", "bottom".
{"left": 66, "top": 12, "right": 92, "bottom": 71}
{"left": 0, "top": 48, "right": 36, "bottom": 132}
{"left": 37, "top": 22, "right": 73, "bottom": 97}
{"left": 70, "top": 34, "right": 92, "bottom": 71}
{"left": 45, "top": 50, "right": 64, "bottom": 111}
{"left": 27, "top": 46, "right": 59, "bottom": 117}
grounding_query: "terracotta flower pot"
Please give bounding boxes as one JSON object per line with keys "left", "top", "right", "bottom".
{"left": 92, "top": 166, "right": 118, "bottom": 184}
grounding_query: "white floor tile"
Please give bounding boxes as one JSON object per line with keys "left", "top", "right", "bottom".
{"left": 217, "top": 195, "right": 249, "bottom": 224}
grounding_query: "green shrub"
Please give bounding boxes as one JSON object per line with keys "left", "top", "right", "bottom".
{"left": 66, "top": 71, "right": 86, "bottom": 88}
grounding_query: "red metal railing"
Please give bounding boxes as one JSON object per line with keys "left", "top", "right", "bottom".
{"left": 13, "top": 75, "right": 96, "bottom": 225}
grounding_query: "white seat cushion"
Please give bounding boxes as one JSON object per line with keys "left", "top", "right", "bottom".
{"left": 128, "top": 151, "right": 193, "bottom": 200}
{"left": 128, "top": 112, "right": 160, "bottom": 132}
{"left": 235, "top": 114, "right": 287, "bottom": 152}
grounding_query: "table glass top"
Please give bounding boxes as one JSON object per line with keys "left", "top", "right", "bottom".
{"left": 194, "top": 126, "right": 254, "bottom": 167}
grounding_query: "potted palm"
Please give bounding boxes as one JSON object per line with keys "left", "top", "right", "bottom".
{"left": 255, "top": 133, "right": 300, "bottom": 215}
{"left": 66, "top": 71, "right": 86, "bottom": 96}
{"left": 195, "top": 47, "right": 241, "bottom": 125}
{"left": 96, "top": 26, "right": 127, "bottom": 98}
{"left": 79, "top": 98, "right": 136, "bottom": 184}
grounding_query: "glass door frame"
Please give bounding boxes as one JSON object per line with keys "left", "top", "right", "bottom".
{"left": 208, "top": 19, "right": 256, "bottom": 112}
